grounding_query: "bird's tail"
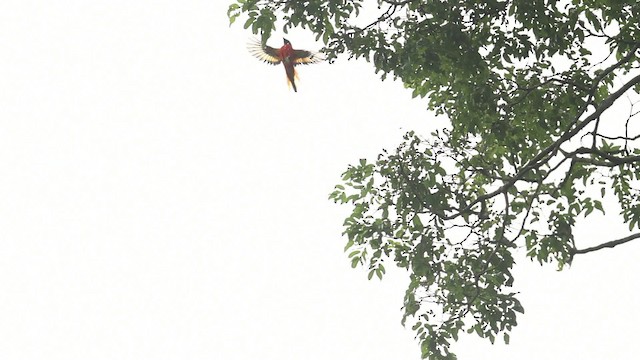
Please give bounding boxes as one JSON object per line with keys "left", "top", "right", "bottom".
{"left": 286, "top": 69, "right": 299, "bottom": 92}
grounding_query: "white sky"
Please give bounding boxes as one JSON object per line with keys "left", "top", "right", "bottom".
{"left": 1, "top": 1, "right": 638, "bottom": 359}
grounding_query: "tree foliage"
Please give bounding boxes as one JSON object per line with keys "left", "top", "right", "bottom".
{"left": 229, "top": 1, "right": 640, "bottom": 358}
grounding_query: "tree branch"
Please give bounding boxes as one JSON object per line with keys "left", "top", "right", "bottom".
{"left": 562, "top": 146, "right": 640, "bottom": 167}
{"left": 442, "top": 72, "right": 640, "bottom": 221}
{"left": 572, "top": 232, "right": 640, "bottom": 255}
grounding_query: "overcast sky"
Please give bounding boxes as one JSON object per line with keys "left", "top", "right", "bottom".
{"left": 1, "top": 1, "right": 638, "bottom": 359}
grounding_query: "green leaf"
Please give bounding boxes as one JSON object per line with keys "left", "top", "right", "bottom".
{"left": 594, "top": 200, "right": 604, "bottom": 214}
{"left": 513, "top": 301, "right": 525, "bottom": 314}
{"left": 227, "top": 4, "right": 240, "bottom": 25}
{"left": 243, "top": 16, "right": 254, "bottom": 30}
{"left": 368, "top": 269, "right": 375, "bottom": 280}
{"left": 413, "top": 215, "right": 424, "bottom": 231}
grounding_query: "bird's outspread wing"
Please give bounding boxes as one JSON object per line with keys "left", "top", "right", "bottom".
{"left": 292, "top": 49, "right": 324, "bottom": 65}
{"left": 248, "top": 39, "right": 281, "bottom": 65}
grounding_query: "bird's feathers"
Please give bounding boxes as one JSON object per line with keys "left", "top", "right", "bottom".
{"left": 292, "top": 49, "right": 323, "bottom": 65}
{"left": 248, "top": 39, "right": 282, "bottom": 65}
{"left": 248, "top": 38, "right": 323, "bottom": 92}
{"left": 248, "top": 39, "right": 323, "bottom": 65}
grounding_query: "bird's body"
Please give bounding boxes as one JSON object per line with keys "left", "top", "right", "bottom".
{"left": 249, "top": 38, "right": 322, "bottom": 92}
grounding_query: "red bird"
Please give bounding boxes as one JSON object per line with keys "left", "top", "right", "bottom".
{"left": 249, "top": 38, "right": 323, "bottom": 92}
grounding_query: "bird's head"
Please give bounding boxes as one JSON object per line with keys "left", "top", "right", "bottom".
{"left": 283, "top": 38, "right": 291, "bottom": 45}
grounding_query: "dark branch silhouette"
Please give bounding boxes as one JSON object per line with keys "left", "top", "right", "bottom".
{"left": 572, "top": 232, "right": 640, "bottom": 255}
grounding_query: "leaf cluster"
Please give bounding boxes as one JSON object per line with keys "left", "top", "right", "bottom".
{"left": 229, "top": 1, "right": 640, "bottom": 358}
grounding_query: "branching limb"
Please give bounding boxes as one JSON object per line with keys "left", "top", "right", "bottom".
{"left": 441, "top": 73, "right": 640, "bottom": 221}
{"left": 564, "top": 147, "right": 640, "bottom": 166}
{"left": 572, "top": 232, "right": 640, "bottom": 255}
{"left": 589, "top": 133, "right": 640, "bottom": 142}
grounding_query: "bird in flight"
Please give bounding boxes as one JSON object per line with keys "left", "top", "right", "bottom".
{"left": 248, "top": 38, "right": 323, "bottom": 92}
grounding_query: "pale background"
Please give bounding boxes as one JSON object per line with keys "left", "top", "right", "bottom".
{"left": 0, "top": 1, "right": 638, "bottom": 359}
